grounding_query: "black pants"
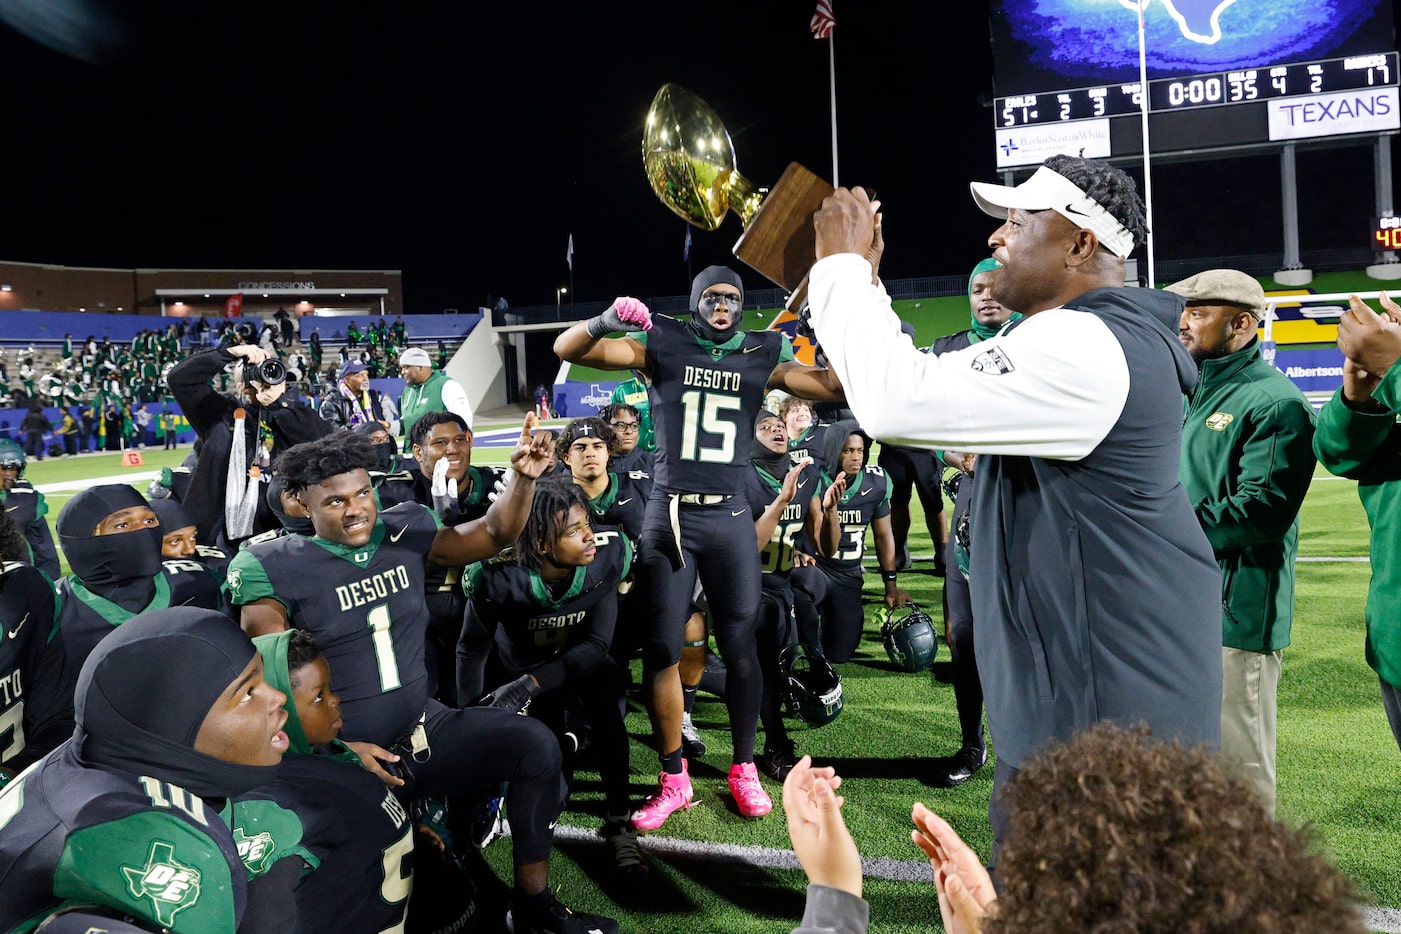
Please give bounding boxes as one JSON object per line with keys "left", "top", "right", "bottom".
{"left": 756, "top": 586, "right": 797, "bottom": 749}
{"left": 637, "top": 495, "right": 762, "bottom": 762}
{"left": 398, "top": 699, "right": 565, "bottom": 865}
{"left": 943, "top": 477, "right": 985, "bottom": 749}
{"left": 879, "top": 445, "right": 944, "bottom": 556}
{"left": 792, "top": 564, "right": 866, "bottom": 663}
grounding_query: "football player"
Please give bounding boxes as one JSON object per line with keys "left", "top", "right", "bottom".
{"left": 554, "top": 266, "right": 842, "bottom": 826}
{"left": 227, "top": 423, "right": 619, "bottom": 934}
{"left": 376, "top": 410, "right": 507, "bottom": 705}
{"left": 457, "top": 478, "right": 643, "bottom": 880}
{"left": 0, "top": 437, "right": 60, "bottom": 578}
{"left": 598, "top": 402, "right": 654, "bottom": 474}
{"left": 0, "top": 509, "right": 73, "bottom": 780}
{"left": 149, "top": 496, "right": 233, "bottom": 579}
{"left": 232, "top": 629, "right": 416, "bottom": 932}
{"left": 557, "top": 417, "right": 651, "bottom": 544}
{"left": 746, "top": 411, "right": 825, "bottom": 781}
{"left": 55, "top": 485, "right": 227, "bottom": 672}
{"left": 0, "top": 608, "right": 287, "bottom": 932}
{"left": 793, "top": 421, "right": 910, "bottom": 663}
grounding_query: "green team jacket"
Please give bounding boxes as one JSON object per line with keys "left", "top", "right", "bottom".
{"left": 398, "top": 369, "right": 450, "bottom": 452}
{"left": 1314, "top": 366, "right": 1401, "bottom": 688}
{"left": 1180, "top": 340, "right": 1316, "bottom": 653}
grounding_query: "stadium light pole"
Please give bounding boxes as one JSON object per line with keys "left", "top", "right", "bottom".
{"left": 556, "top": 286, "right": 567, "bottom": 314}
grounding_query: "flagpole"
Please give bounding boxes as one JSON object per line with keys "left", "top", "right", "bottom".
{"left": 828, "top": 35, "right": 839, "bottom": 187}
{"left": 1136, "top": 1, "right": 1156, "bottom": 288}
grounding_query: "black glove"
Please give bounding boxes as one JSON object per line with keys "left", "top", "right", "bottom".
{"left": 478, "top": 674, "right": 539, "bottom": 714}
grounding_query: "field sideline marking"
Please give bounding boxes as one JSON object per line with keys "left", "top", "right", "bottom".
{"left": 34, "top": 470, "right": 159, "bottom": 494}
{"left": 542, "top": 825, "right": 1401, "bottom": 930}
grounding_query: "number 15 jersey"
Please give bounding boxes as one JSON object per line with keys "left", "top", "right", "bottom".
{"left": 633, "top": 315, "right": 793, "bottom": 495}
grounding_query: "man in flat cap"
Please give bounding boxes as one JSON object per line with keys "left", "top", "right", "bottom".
{"left": 1170, "top": 269, "right": 1316, "bottom": 815}
{"left": 809, "top": 154, "right": 1222, "bottom": 859}
{"left": 399, "top": 346, "right": 474, "bottom": 449}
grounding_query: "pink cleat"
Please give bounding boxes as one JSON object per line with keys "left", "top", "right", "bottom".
{"left": 630, "top": 762, "right": 696, "bottom": 831}
{"left": 727, "top": 762, "right": 772, "bottom": 818}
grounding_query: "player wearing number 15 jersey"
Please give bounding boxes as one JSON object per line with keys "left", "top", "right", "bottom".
{"left": 226, "top": 426, "right": 620, "bottom": 934}
{"left": 554, "top": 265, "right": 843, "bottom": 828}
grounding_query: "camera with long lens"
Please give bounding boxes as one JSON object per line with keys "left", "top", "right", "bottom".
{"left": 247, "top": 359, "right": 287, "bottom": 386}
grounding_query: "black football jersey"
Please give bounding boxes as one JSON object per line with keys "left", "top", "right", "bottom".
{"left": 0, "top": 744, "right": 246, "bottom": 933}
{"left": 584, "top": 470, "right": 653, "bottom": 543}
{"left": 225, "top": 502, "right": 441, "bottom": 745}
{"left": 634, "top": 315, "right": 793, "bottom": 494}
{"left": 56, "top": 560, "right": 228, "bottom": 673}
{"left": 460, "top": 526, "right": 630, "bottom": 697}
{"left": 375, "top": 464, "right": 504, "bottom": 599}
{"left": 0, "top": 562, "right": 72, "bottom": 775}
{"left": 815, "top": 465, "right": 893, "bottom": 582}
{"left": 609, "top": 448, "right": 656, "bottom": 475}
{"left": 228, "top": 748, "right": 414, "bottom": 933}
{"left": 787, "top": 423, "right": 832, "bottom": 473}
{"left": 745, "top": 461, "right": 822, "bottom": 589}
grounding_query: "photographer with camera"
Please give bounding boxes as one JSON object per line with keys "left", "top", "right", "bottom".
{"left": 168, "top": 341, "right": 333, "bottom": 550}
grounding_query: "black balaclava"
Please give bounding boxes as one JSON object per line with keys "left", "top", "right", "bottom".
{"left": 689, "top": 265, "right": 745, "bottom": 344}
{"left": 353, "top": 421, "right": 397, "bottom": 473}
{"left": 76, "top": 607, "right": 281, "bottom": 798}
{"left": 148, "top": 497, "right": 196, "bottom": 539}
{"left": 57, "top": 485, "right": 163, "bottom": 606}
{"left": 751, "top": 410, "right": 791, "bottom": 480}
{"left": 820, "top": 419, "right": 871, "bottom": 482}
{"left": 266, "top": 475, "right": 315, "bottom": 536}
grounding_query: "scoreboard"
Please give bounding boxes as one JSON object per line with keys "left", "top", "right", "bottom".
{"left": 990, "top": 1, "right": 1399, "bottom": 169}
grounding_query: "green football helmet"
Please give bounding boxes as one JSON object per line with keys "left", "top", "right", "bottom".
{"left": 780, "top": 643, "right": 844, "bottom": 727}
{"left": 0, "top": 438, "right": 25, "bottom": 475}
{"left": 878, "top": 602, "right": 939, "bottom": 673}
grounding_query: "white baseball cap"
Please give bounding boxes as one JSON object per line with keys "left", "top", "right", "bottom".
{"left": 970, "top": 166, "right": 1137, "bottom": 259}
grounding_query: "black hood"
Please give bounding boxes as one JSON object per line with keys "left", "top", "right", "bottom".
{"left": 75, "top": 607, "right": 281, "bottom": 798}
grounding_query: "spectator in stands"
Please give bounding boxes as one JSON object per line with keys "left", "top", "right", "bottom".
{"left": 346, "top": 320, "right": 362, "bottom": 348}
{"left": 399, "top": 346, "right": 473, "bottom": 449}
{"left": 20, "top": 404, "right": 48, "bottom": 461}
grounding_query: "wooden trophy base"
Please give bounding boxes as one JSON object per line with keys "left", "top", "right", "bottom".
{"left": 732, "top": 162, "right": 833, "bottom": 310}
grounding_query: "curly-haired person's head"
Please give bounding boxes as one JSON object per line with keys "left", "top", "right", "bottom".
{"left": 987, "top": 723, "right": 1365, "bottom": 934}
{"left": 276, "top": 433, "right": 379, "bottom": 494}
{"left": 516, "top": 477, "right": 592, "bottom": 575}
{"left": 1042, "top": 154, "right": 1148, "bottom": 252}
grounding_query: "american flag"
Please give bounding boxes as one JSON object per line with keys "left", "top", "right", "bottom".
{"left": 810, "top": 0, "right": 835, "bottom": 39}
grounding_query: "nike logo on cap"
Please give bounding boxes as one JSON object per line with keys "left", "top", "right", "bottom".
{"left": 8, "top": 613, "right": 29, "bottom": 639}
{"left": 1063, "top": 203, "right": 1090, "bottom": 217}
{"left": 390, "top": 525, "right": 409, "bottom": 543}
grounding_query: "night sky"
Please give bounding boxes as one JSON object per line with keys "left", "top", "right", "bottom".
{"left": 0, "top": 0, "right": 1397, "bottom": 313}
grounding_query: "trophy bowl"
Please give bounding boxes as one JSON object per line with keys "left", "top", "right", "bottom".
{"left": 643, "top": 84, "right": 833, "bottom": 298}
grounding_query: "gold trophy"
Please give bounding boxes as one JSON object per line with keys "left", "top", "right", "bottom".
{"left": 643, "top": 84, "right": 833, "bottom": 306}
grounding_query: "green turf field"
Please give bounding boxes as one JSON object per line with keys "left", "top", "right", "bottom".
{"left": 26, "top": 435, "right": 1400, "bottom": 932}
